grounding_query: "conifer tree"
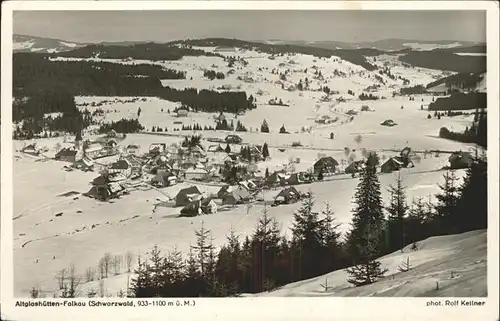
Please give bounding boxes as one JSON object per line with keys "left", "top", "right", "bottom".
{"left": 406, "top": 197, "right": 429, "bottom": 244}
{"left": 252, "top": 209, "right": 281, "bottom": 291}
{"left": 192, "top": 222, "right": 215, "bottom": 277}
{"left": 161, "top": 247, "right": 185, "bottom": 295}
{"left": 262, "top": 142, "right": 270, "bottom": 159}
{"left": 320, "top": 203, "right": 345, "bottom": 272}
{"left": 291, "top": 194, "right": 326, "bottom": 278}
{"left": 386, "top": 174, "right": 409, "bottom": 252}
{"left": 130, "top": 256, "right": 154, "bottom": 297}
{"left": 345, "top": 153, "right": 386, "bottom": 285}
{"left": 346, "top": 223, "right": 388, "bottom": 286}
{"left": 260, "top": 119, "right": 270, "bottom": 133}
{"left": 434, "top": 171, "right": 460, "bottom": 234}
{"left": 455, "top": 153, "right": 487, "bottom": 232}
{"left": 184, "top": 245, "right": 201, "bottom": 297}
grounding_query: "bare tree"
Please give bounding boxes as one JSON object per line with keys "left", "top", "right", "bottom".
{"left": 63, "top": 263, "right": 80, "bottom": 298}
{"left": 85, "top": 267, "right": 95, "bottom": 282}
{"left": 102, "top": 252, "right": 113, "bottom": 278}
{"left": 56, "top": 268, "right": 68, "bottom": 290}
{"left": 125, "top": 251, "right": 133, "bottom": 273}
{"left": 98, "top": 259, "right": 106, "bottom": 279}
{"left": 113, "top": 255, "right": 123, "bottom": 275}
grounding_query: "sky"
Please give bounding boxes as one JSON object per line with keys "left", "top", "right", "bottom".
{"left": 13, "top": 10, "right": 486, "bottom": 43}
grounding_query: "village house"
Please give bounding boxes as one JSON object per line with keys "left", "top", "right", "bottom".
{"left": 84, "top": 144, "right": 104, "bottom": 159}
{"left": 345, "top": 160, "right": 365, "bottom": 175}
{"left": 123, "top": 155, "right": 144, "bottom": 174}
{"left": 21, "top": 143, "right": 41, "bottom": 156}
{"left": 238, "top": 179, "right": 258, "bottom": 192}
{"left": 85, "top": 174, "right": 125, "bottom": 201}
{"left": 151, "top": 154, "right": 169, "bottom": 166}
{"left": 126, "top": 144, "right": 140, "bottom": 155}
{"left": 175, "top": 186, "right": 202, "bottom": 207}
{"left": 106, "top": 140, "right": 118, "bottom": 148}
{"left": 108, "top": 159, "right": 133, "bottom": 177}
{"left": 222, "top": 186, "right": 251, "bottom": 205}
{"left": 150, "top": 162, "right": 173, "bottom": 175}
{"left": 177, "top": 109, "right": 189, "bottom": 117}
{"left": 180, "top": 198, "right": 218, "bottom": 217}
{"left": 217, "top": 185, "right": 233, "bottom": 199}
{"left": 287, "top": 172, "right": 309, "bottom": 185}
{"left": 208, "top": 144, "right": 225, "bottom": 153}
{"left": 265, "top": 171, "right": 289, "bottom": 187}
{"left": 314, "top": 156, "right": 339, "bottom": 175}
{"left": 149, "top": 143, "right": 167, "bottom": 156}
{"left": 55, "top": 147, "right": 82, "bottom": 163}
{"left": 106, "top": 130, "right": 118, "bottom": 139}
{"left": 225, "top": 134, "right": 243, "bottom": 144}
{"left": 151, "top": 171, "right": 177, "bottom": 188}
{"left": 448, "top": 151, "right": 473, "bottom": 169}
{"left": 224, "top": 153, "right": 240, "bottom": 163}
{"left": 189, "top": 145, "right": 206, "bottom": 159}
{"left": 184, "top": 167, "right": 209, "bottom": 181}
{"left": 274, "top": 186, "right": 301, "bottom": 205}
{"left": 381, "top": 157, "right": 404, "bottom": 173}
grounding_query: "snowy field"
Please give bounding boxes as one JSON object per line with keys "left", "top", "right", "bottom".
{"left": 13, "top": 46, "right": 485, "bottom": 297}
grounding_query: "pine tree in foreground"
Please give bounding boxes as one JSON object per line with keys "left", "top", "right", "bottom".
{"left": 386, "top": 173, "right": 409, "bottom": 252}
{"left": 346, "top": 153, "right": 385, "bottom": 257}
{"left": 455, "top": 152, "right": 487, "bottom": 232}
{"left": 346, "top": 153, "right": 387, "bottom": 286}
{"left": 346, "top": 224, "right": 388, "bottom": 286}
{"left": 434, "top": 171, "right": 460, "bottom": 235}
{"left": 192, "top": 221, "right": 215, "bottom": 277}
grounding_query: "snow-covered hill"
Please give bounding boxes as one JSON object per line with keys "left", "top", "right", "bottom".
{"left": 246, "top": 230, "right": 487, "bottom": 297}
{"left": 262, "top": 39, "right": 483, "bottom": 51}
{"left": 13, "top": 34, "right": 88, "bottom": 53}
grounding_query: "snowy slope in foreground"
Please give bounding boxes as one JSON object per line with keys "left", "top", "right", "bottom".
{"left": 247, "top": 230, "right": 487, "bottom": 297}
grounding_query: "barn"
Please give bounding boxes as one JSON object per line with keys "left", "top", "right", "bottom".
{"left": 175, "top": 186, "right": 202, "bottom": 207}
{"left": 313, "top": 156, "right": 339, "bottom": 174}
{"left": 55, "top": 148, "right": 81, "bottom": 163}
{"left": 381, "top": 157, "right": 404, "bottom": 173}
{"left": 274, "top": 187, "right": 301, "bottom": 205}
{"left": 151, "top": 172, "right": 177, "bottom": 187}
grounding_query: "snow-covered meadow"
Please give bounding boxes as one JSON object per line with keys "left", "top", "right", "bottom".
{"left": 13, "top": 45, "right": 484, "bottom": 297}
